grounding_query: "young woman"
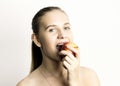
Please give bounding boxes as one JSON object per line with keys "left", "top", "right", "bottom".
{"left": 17, "top": 6, "right": 100, "bottom": 86}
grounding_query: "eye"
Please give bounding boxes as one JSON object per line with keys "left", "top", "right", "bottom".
{"left": 64, "top": 27, "right": 71, "bottom": 30}
{"left": 48, "top": 28, "right": 56, "bottom": 32}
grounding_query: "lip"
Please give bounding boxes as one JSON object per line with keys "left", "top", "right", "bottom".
{"left": 56, "top": 42, "right": 68, "bottom": 51}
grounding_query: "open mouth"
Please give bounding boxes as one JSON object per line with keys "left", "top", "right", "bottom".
{"left": 56, "top": 43, "right": 66, "bottom": 60}
{"left": 56, "top": 43, "right": 64, "bottom": 51}
{"left": 56, "top": 42, "right": 69, "bottom": 60}
{"left": 56, "top": 42, "right": 68, "bottom": 51}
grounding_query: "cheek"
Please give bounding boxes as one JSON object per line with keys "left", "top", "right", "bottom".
{"left": 42, "top": 36, "right": 56, "bottom": 46}
{"left": 69, "top": 32, "right": 74, "bottom": 41}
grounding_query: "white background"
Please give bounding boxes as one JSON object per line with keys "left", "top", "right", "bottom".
{"left": 0, "top": 0, "right": 120, "bottom": 86}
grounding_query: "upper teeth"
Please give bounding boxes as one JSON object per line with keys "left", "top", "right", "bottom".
{"left": 57, "top": 43, "right": 64, "bottom": 51}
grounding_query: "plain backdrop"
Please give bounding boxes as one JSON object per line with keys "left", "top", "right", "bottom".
{"left": 0, "top": 0, "right": 120, "bottom": 86}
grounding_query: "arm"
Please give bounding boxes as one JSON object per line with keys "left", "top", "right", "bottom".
{"left": 60, "top": 43, "right": 100, "bottom": 86}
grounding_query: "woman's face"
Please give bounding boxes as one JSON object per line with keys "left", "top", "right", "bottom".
{"left": 38, "top": 10, "right": 73, "bottom": 61}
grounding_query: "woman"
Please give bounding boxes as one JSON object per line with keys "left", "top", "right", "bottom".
{"left": 17, "top": 6, "right": 100, "bottom": 86}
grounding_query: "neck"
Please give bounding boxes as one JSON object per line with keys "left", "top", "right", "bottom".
{"left": 39, "top": 56, "right": 67, "bottom": 77}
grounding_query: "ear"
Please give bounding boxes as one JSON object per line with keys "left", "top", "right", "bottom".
{"left": 31, "top": 33, "right": 41, "bottom": 47}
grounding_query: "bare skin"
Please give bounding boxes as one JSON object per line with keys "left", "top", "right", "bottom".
{"left": 17, "top": 66, "right": 100, "bottom": 86}
{"left": 17, "top": 10, "right": 100, "bottom": 86}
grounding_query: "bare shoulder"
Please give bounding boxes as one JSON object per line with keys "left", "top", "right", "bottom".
{"left": 16, "top": 76, "right": 32, "bottom": 86}
{"left": 80, "top": 66, "right": 99, "bottom": 77}
{"left": 80, "top": 66, "right": 100, "bottom": 86}
{"left": 16, "top": 69, "right": 44, "bottom": 86}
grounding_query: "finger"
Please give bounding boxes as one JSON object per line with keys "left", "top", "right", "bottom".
{"left": 63, "top": 56, "right": 73, "bottom": 65}
{"left": 66, "top": 45, "right": 80, "bottom": 59}
{"left": 63, "top": 60, "right": 70, "bottom": 69}
{"left": 60, "top": 50, "right": 76, "bottom": 61}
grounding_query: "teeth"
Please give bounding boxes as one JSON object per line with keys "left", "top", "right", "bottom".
{"left": 56, "top": 43, "right": 65, "bottom": 51}
{"left": 56, "top": 42, "right": 68, "bottom": 51}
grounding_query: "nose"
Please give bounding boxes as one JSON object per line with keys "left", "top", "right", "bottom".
{"left": 57, "top": 30, "right": 66, "bottom": 39}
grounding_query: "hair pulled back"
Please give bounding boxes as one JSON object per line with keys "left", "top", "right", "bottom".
{"left": 31, "top": 6, "right": 64, "bottom": 72}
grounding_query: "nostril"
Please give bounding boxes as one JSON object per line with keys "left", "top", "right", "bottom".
{"left": 57, "top": 33, "right": 65, "bottom": 39}
{"left": 57, "top": 29, "right": 67, "bottom": 39}
{"left": 57, "top": 33, "right": 67, "bottom": 39}
{"left": 57, "top": 35, "right": 64, "bottom": 39}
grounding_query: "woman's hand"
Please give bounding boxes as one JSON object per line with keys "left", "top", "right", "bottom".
{"left": 60, "top": 43, "right": 81, "bottom": 86}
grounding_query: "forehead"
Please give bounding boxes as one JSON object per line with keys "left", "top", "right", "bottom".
{"left": 40, "top": 10, "right": 69, "bottom": 26}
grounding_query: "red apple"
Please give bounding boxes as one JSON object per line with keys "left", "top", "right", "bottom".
{"left": 62, "top": 42, "right": 78, "bottom": 56}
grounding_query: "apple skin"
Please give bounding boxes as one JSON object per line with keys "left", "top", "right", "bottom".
{"left": 61, "top": 42, "right": 78, "bottom": 57}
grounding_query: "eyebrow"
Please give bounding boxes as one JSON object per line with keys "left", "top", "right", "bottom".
{"left": 45, "top": 22, "right": 70, "bottom": 30}
{"left": 45, "top": 25, "right": 56, "bottom": 30}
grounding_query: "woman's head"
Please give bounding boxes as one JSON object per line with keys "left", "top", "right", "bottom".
{"left": 31, "top": 6, "right": 73, "bottom": 72}
{"left": 32, "top": 6, "right": 65, "bottom": 35}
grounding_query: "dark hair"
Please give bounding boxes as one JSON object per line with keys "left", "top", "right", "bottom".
{"left": 30, "top": 6, "right": 64, "bottom": 72}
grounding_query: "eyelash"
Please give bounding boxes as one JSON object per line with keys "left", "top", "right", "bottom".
{"left": 48, "top": 27, "right": 71, "bottom": 32}
{"left": 64, "top": 27, "right": 70, "bottom": 30}
{"left": 48, "top": 28, "right": 56, "bottom": 32}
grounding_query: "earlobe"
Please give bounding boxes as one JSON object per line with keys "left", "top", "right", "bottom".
{"left": 31, "top": 34, "right": 41, "bottom": 47}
